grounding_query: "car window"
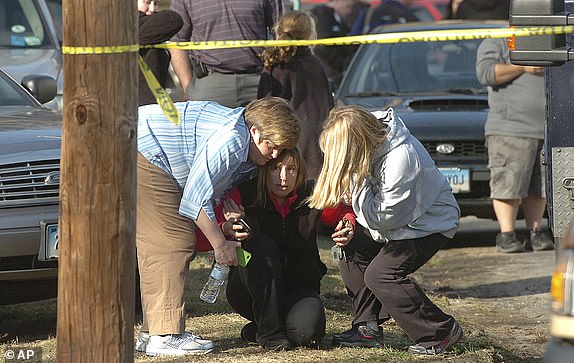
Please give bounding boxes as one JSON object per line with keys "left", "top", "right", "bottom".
{"left": 343, "top": 39, "right": 485, "bottom": 94}
{"left": 45, "top": 0, "right": 62, "bottom": 40}
{"left": 0, "top": 0, "right": 52, "bottom": 48}
{"left": 0, "top": 72, "right": 36, "bottom": 106}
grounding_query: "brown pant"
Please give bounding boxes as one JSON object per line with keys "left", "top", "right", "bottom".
{"left": 136, "top": 153, "right": 196, "bottom": 334}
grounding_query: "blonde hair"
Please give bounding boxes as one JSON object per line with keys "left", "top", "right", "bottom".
{"left": 259, "top": 11, "right": 317, "bottom": 69}
{"left": 244, "top": 97, "right": 300, "bottom": 150}
{"left": 308, "top": 106, "right": 388, "bottom": 209}
{"left": 254, "top": 147, "right": 308, "bottom": 208}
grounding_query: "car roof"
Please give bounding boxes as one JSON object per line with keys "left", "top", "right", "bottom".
{"left": 370, "top": 19, "right": 509, "bottom": 34}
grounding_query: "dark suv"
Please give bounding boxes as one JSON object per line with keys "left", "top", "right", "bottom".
{"left": 335, "top": 20, "right": 508, "bottom": 218}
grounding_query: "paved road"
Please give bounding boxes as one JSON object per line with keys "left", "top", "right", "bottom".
{"left": 415, "top": 216, "right": 555, "bottom": 361}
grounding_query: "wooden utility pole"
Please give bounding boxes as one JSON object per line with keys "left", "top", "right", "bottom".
{"left": 57, "top": 0, "right": 137, "bottom": 361}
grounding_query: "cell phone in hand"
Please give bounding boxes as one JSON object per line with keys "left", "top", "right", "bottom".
{"left": 237, "top": 219, "right": 251, "bottom": 233}
{"left": 341, "top": 218, "right": 352, "bottom": 237}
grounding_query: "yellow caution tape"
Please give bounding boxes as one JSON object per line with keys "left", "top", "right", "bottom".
{"left": 62, "top": 25, "right": 574, "bottom": 124}
{"left": 137, "top": 55, "right": 180, "bottom": 126}
{"left": 157, "top": 25, "right": 574, "bottom": 50}
{"left": 62, "top": 44, "right": 140, "bottom": 54}
{"left": 63, "top": 26, "right": 574, "bottom": 54}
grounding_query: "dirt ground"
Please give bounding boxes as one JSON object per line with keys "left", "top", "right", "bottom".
{"left": 412, "top": 217, "right": 556, "bottom": 362}
{"left": 0, "top": 217, "right": 556, "bottom": 362}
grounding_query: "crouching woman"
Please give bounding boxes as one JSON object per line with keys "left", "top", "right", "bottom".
{"left": 309, "top": 106, "right": 463, "bottom": 355}
{"left": 223, "top": 148, "right": 354, "bottom": 350}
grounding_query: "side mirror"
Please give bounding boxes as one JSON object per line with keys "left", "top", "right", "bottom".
{"left": 21, "top": 75, "right": 57, "bottom": 104}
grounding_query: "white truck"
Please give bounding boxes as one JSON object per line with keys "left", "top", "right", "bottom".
{"left": 509, "top": 1, "right": 574, "bottom": 360}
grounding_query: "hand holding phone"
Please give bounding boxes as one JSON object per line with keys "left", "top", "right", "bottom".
{"left": 236, "top": 219, "right": 251, "bottom": 233}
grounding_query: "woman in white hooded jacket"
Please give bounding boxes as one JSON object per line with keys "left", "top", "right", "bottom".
{"left": 309, "top": 105, "right": 462, "bottom": 355}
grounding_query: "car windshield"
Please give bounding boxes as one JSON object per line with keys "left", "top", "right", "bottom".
{"left": 342, "top": 38, "right": 486, "bottom": 95}
{"left": 0, "top": 71, "right": 36, "bottom": 106}
{"left": 0, "top": 0, "right": 54, "bottom": 48}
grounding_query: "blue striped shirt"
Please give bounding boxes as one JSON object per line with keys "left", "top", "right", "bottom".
{"left": 138, "top": 101, "right": 257, "bottom": 220}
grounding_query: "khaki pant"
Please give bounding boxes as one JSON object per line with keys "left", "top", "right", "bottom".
{"left": 136, "top": 153, "right": 196, "bottom": 334}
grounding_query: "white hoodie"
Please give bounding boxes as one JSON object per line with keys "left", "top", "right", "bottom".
{"left": 352, "top": 109, "right": 460, "bottom": 243}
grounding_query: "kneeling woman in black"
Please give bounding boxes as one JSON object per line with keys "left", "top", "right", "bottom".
{"left": 223, "top": 148, "right": 354, "bottom": 350}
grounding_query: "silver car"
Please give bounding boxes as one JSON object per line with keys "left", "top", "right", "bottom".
{"left": 0, "top": 0, "right": 62, "bottom": 111}
{"left": 0, "top": 68, "right": 60, "bottom": 304}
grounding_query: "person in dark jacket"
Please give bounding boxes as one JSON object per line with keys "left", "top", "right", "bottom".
{"left": 368, "top": 0, "right": 418, "bottom": 32}
{"left": 222, "top": 148, "right": 355, "bottom": 351}
{"left": 138, "top": 0, "right": 183, "bottom": 106}
{"left": 258, "top": 11, "right": 334, "bottom": 180}
{"left": 453, "top": 0, "right": 509, "bottom": 20}
{"left": 310, "top": 0, "right": 368, "bottom": 89}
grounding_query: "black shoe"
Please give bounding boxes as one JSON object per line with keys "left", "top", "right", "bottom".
{"left": 240, "top": 322, "right": 257, "bottom": 344}
{"left": 496, "top": 232, "right": 525, "bottom": 253}
{"left": 262, "top": 336, "right": 294, "bottom": 351}
{"left": 332, "top": 326, "right": 356, "bottom": 342}
{"left": 530, "top": 230, "right": 554, "bottom": 251}
{"left": 332, "top": 325, "right": 383, "bottom": 348}
{"left": 408, "top": 321, "right": 463, "bottom": 355}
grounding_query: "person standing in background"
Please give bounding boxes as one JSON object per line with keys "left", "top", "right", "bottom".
{"left": 257, "top": 11, "right": 334, "bottom": 180}
{"left": 368, "top": 0, "right": 417, "bottom": 32}
{"left": 453, "top": 0, "right": 510, "bottom": 20}
{"left": 310, "top": 0, "right": 368, "bottom": 90}
{"left": 476, "top": 37, "right": 554, "bottom": 253}
{"left": 444, "top": 0, "right": 464, "bottom": 19}
{"left": 138, "top": 0, "right": 183, "bottom": 106}
{"left": 169, "top": 0, "right": 283, "bottom": 108}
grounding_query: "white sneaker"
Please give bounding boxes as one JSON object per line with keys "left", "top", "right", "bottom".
{"left": 135, "top": 331, "right": 149, "bottom": 353}
{"left": 145, "top": 332, "right": 214, "bottom": 356}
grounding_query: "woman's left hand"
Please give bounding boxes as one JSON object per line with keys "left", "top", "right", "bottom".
{"left": 331, "top": 218, "right": 354, "bottom": 246}
{"left": 223, "top": 199, "right": 245, "bottom": 221}
{"left": 223, "top": 199, "right": 250, "bottom": 241}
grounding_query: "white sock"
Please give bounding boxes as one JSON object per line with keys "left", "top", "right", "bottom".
{"left": 366, "top": 321, "right": 379, "bottom": 332}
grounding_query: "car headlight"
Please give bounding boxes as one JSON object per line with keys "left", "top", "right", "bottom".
{"left": 551, "top": 249, "right": 574, "bottom": 315}
{"left": 551, "top": 222, "right": 574, "bottom": 316}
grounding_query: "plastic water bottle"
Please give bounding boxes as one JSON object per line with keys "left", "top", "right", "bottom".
{"left": 200, "top": 262, "right": 230, "bottom": 303}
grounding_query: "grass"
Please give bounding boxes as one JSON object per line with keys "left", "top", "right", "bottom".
{"left": 0, "top": 236, "right": 502, "bottom": 362}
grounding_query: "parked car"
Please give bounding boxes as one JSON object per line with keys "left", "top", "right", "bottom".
{"left": 336, "top": 20, "right": 508, "bottom": 218}
{"left": 0, "top": 0, "right": 185, "bottom": 112}
{"left": 0, "top": 68, "right": 61, "bottom": 304}
{"left": 0, "top": 0, "right": 63, "bottom": 111}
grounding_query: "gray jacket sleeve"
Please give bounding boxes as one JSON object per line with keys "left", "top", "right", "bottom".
{"left": 476, "top": 38, "right": 504, "bottom": 86}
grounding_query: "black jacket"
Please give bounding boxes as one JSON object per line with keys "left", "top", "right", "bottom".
{"left": 138, "top": 11, "right": 183, "bottom": 106}
{"left": 238, "top": 180, "right": 328, "bottom": 292}
{"left": 454, "top": 0, "right": 509, "bottom": 20}
{"left": 310, "top": 5, "right": 358, "bottom": 89}
{"left": 257, "top": 47, "right": 334, "bottom": 180}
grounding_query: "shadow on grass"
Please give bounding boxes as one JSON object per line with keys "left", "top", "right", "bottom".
{"left": 0, "top": 298, "right": 57, "bottom": 344}
{"left": 434, "top": 275, "right": 551, "bottom": 299}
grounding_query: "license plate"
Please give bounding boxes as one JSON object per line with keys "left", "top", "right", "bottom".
{"left": 42, "top": 223, "right": 59, "bottom": 260}
{"left": 439, "top": 168, "right": 470, "bottom": 193}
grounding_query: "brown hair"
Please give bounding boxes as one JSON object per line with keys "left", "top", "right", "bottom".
{"left": 254, "top": 147, "right": 308, "bottom": 208}
{"left": 244, "top": 97, "right": 300, "bottom": 150}
{"left": 259, "top": 11, "right": 317, "bottom": 69}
